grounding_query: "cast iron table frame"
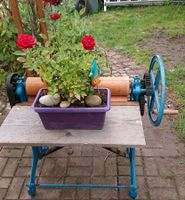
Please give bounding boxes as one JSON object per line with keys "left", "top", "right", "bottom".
{"left": 28, "top": 146, "right": 137, "bottom": 198}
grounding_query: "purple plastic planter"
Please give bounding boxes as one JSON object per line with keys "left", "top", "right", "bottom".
{"left": 32, "top": 88, "right": 111, "bottom": 130}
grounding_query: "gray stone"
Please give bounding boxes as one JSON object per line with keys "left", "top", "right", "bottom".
{"left": 60, "top": 101, "right": 71, "bottom": 108}
{"left": 85, "top": 95, "right": 102, "bottom": 107}
{"left": 39, "top": 95, "right": 60, "bottom": 107}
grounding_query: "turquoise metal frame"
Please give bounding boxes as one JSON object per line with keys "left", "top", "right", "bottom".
{"left": 147, "top": 55, "right": 166, "bottom": 126}
{"left": 28, "top": 146, "right": 137, "bottom": 199}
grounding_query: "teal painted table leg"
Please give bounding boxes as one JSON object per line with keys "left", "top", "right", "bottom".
{"left": 129, "top": 148, "right": 137, "bottom": 199}
{"left": 28, "top": 146, "right": 39, "bottom": 196}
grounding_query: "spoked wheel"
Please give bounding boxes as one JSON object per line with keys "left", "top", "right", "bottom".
{"left": 147, "top": 55, "right": 166, "bottom": 126}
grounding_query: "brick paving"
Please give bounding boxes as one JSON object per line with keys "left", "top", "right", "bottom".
{"left": 0, "top": 50, "right": 185, "bottom": 200}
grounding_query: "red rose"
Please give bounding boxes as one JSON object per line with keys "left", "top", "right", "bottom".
{"left": 50, "top": 13, "right": 61, "bottom": 20}
{"left": 16, "top": 34, "right": 36, "bottom": 50}
{"left": 44, "top": 0, "right": 56, "bottom": 5}
{"left": 81, "top": 35, "right": 95, "bottom": 50}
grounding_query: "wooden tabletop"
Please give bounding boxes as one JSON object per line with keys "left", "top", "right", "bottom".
{"left": 0, "top": 106, "right": 145, "bottom": 147}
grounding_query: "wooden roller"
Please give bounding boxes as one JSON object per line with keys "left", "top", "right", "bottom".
{"left": 25, "top": 76, "right": 130, "bottom": 105}
{"left": 99, "top": 77, "right": 130, "bottom": 96}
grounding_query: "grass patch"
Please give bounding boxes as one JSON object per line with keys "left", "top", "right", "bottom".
{"left": 166, "top": 66, "right": 185, "bottom": 139}
{"left": 87, "top": 4, "right": 185, "bottom": 139}
{"left": 88, "top": 4, "right": 185, "bottom": 65}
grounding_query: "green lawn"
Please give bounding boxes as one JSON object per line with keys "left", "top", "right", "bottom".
{"left": 87, "top": 4, "right": 185, "bottom": 139}
{"left": 88, "top": 4, "right": 185, "bottom": 64}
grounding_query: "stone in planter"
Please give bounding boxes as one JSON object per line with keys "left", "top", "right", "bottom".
{"left": 60, "top": 101, "right": 71, "bottom": 108}
{"left": 39, "top": 95, "right": 60, "bottom": 107}
{"left": 85, "top": 95, "right": 102, "bottom": 107}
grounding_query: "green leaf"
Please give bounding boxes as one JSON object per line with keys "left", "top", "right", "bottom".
{"left": 13, "top": 51, "right": 26, "bottom": 56}
{"left": 17, "top": 57, "right": 26, "bottom": 63}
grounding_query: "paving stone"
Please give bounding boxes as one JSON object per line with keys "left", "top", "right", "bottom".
{"left": 144, "top": 157, "right": 159, "bottom": 176}
{"left": 137, "top": 177, "right": 149, "bottom": 200}
{"left": 118, "top": 176, "right": 130, "bottom": 200}
{"left": 17, "top": 158, "right": 32, "bottom": 167}
{"left": 54, "top": 158, "right": 68, "bottom": 177}
{"left": 143, "top": 147, "right": 180, "bottom": 158}
{"left": 69, "top": 157, "right": 92, "bottom": 167}
{"left": 81, "top": 145, "right": 94, "bottom": 156}
{"left": 0, "top": 158, "right": 7, "bottom": 174}
{"left": 75, "top": 177, "right": 90, "bottom": 200}
{"left": 118, "top": 165, "right": 130, "bottom": 176}
{"left": 92, "top": 157, "right": 105, "bottom": 176}
{"left": 70, "top": 146, "right": 82, "bottom": 157}
{"left": 67, "top": 167, "right": 92, "bottom": 177}
{"left": 61, "top": 177, "right": 77, "bottom": 199}
{"left": 90, "top": 177, "right": 118, "bottom": 199}
{"left": 33, "top": 188, "right": 62, "bottom": 199}
{"left": 15, "top": 166, "right": 42, "bottom": 177}
{"left": 6, "top": 177, "right": 24, "bottom": 199}
{"left": 2, "top": 158, "right": 19, "bottom": 177}
{"left": 22, "top": 146, "right": 32, "bottom": 157}
{"left": 135, "top": 148, "right": 141, "bottom": 156}
{"left": 149, "top": 188, "right": 178, "bottom": 200}
{"left": 46, "top": 148, "right": 64, "bottom": 158}
{"left": 147, "top": 176, "right": 175, "bottom": 188}
{"left": 156, "top": 157, "right": 185, "bottom": 177}
{"left": 117, "top": 157, "right": 130, "bottom": 166}
{"left": 176, "top": 175, "right": 185, "bottom": 199}
{"left": 105, "top": 157, "right": 117, "bottom": 176}
{"left": 136, "top": 156, "right": 142, "bottom": 166}
{"left": 0, "top": 188, "right": 7, "bottom": 200}
{"left": 0, "top": 147, "right": 24, "bottom": 158}
{"left": 0, "top": 177, "right": 11, "bottom": 189}
{"left": 40, "top": 158, "right": 55, "bottom": 177}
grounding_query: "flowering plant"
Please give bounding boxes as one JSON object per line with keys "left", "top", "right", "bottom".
{"left": 16, "top": 34, "right": 36, "bottom": 50}
{"left": 14, "top": 1, "right": 109, "bottom": 103}
{"left": 50, "top": 13, "right": 61, "bottom": 20}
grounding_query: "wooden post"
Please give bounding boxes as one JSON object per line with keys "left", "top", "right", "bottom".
{"left": 9, "top": 0, "right": 24, "bottom": 35}
{"left": 35, "top": 0, "right": 48, "bottom": 43}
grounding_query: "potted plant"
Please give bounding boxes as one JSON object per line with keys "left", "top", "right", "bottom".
{"left": 15, "top": 1, "right": 111, "bottom": 129}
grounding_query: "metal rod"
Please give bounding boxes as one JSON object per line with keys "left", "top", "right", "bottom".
{"left": 36, "top": 183, "right": 129, "bottom": 189}
{"left": 129, "top": 148, "right": 137, "bottom": 199}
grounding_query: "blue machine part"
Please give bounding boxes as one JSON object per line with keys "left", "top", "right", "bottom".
{"left": 130, "top": 76, "right": 144, "bottom": 102}
{"left": 28, "top": 146, "right": 137, "bottom": 199}
{"left": 147, "top": 55, "right": 166, "bottom": 126}
{"left": 130, "top": 55, "right": 166, "bottom": 127}
{"left": 15, "top": 76, "right": 28, "bottom": 102}
{"left": 90, "top": 60, "right": 100, "bottom": 81}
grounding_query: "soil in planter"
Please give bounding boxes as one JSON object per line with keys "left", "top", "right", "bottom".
{"left": 36, "top": 89, "right": 108, "bottom": 108}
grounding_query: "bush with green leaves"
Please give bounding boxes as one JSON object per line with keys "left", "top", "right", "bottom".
{"left": 15, "top": 1, "right": 109, "bottom": 103}
{"left": 0, "top": 16, "right": 17, "bottom": 69}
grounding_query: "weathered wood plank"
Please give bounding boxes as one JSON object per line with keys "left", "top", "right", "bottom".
{"left": 0, "top": 106, "right": 145, "bottom": 147}
{"left": 35, "top": 0, "right": 48, "bottom": 43}
{"left": 9, "top": 0, "right": 24, "bottom": 34}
